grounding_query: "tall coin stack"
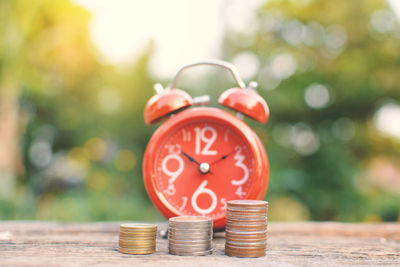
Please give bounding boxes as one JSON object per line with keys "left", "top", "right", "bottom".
{"left": 118, "top": 224, "right": 157, "bottom": 255}
{"left": 225, "top": 200, "right": 268, "bottom": 258}
{"left": 168, "top": 216, "right": 213, "bottom": 256}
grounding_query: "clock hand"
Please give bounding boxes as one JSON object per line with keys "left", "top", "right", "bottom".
{"left": 179, "top": 149, "right": 213, "bottom": 174}
{"left": 210, "top": 148, "right": 238, "bottom": 166}
{"left": 180, "top": 150, "right": 201, "bottom": 166}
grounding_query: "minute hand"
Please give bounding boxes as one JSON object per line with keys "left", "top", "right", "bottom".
{"left": 210, "top": 148, "right": 238, "bottom": 165}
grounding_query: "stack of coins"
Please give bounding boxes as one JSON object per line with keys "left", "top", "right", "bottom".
{"left": 168, "top": 216, "right": 213, "bottom": 256}
{"left": 225, "top": 200, "right": 268, "bottom": 258}
{"left": 118, "top": 224, "right": 157, "bottom": 255}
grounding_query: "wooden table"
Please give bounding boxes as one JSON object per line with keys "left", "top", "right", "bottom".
{"left": 0, "top": 222, "right": 399, "bottom": 266}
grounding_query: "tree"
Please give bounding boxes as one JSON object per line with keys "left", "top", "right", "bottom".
{"left": 222, "top": 0, "right": 400, "bottom": 221}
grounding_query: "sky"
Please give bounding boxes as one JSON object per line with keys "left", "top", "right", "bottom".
{"left": 74, "top": 0, "right": 263, "bottom": 78}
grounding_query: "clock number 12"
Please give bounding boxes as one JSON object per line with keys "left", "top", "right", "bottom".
{"left": 194, "top": 126, "right": 217, "bottom": 155}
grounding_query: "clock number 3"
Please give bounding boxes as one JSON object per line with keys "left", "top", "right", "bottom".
{"left": 231, "top": 146, "right": 249, "bottom": 186}
{"left": 194, "top": 126, "right": 217, "bottom": 155}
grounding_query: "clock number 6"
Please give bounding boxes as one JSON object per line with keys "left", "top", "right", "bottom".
{"left": 191, "top": 180, "right": 217, "bottom": 214}
{"left": 194, "top": 126, "right": 217, "bottom": 155}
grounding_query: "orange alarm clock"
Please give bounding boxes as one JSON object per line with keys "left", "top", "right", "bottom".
{"left": 143, "top": 60, "right": 270, "bottom": 229}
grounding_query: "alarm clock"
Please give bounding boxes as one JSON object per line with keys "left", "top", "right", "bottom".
{"left": 143, "top": 60, "right": 269, "bottom": 229}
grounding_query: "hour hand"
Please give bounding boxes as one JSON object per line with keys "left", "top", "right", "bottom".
{"left": 180, "top": 149, "right": 213, "bottom": 174}
{"left": 180, "top": 150, "right": 201, "bottom": 166}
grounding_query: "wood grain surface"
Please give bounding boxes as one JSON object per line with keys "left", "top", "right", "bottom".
{"left": 0, "top": 221, "right": 399, "bottom": 266}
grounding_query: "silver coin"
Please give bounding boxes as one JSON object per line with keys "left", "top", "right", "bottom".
{"left": 227, "top": 200, "right": 268, "bottom": 206}
{"left": 226, "top": 213, "right": 267, "bottom": 217}
{"left": 168, "top": 225, "right": 212, "bottom": 231}
{"left": 168, "top": 231, "right": 212, "bottom": 236}
{"left": 168, "top": 227, "right": 212, "bottom": 233}
{"left": 226, "top": 217, "right": 267, "bottom": 221}
{"left": 168, "top": 233, "right": 212, "bottom": 239}
{"left": 169, "top": 240, "right": 211, "bottom": 246}
{"left": 169, "top": 249, "right": 212, "bottom": 256}
{"left": 168, "top": 238, "right": 212, "bottom": 243}
{"left": 168, "top": 242, "right": 212, "bottom": 247}
{"left": 226, "top": 229, "right": 267, "bottom": 235}
{"left": 169, "top": 246, "right": 211, "bottom": 252}
{"left": 225, "top": 246, "right": 266, "bottom": 251}
{"left": 168, "top": 245, "right": 211, "bottom": 252}
{"left": 226, "top": 227, "right": 268, "bottom": 232}
{"left": 168, "top": 232, "right": 212, "bottom": 237}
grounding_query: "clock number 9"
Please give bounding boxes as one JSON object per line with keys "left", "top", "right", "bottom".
{"left": 162, "top": 154, "right": 184, "bottom": 196}
{"left": 194, "top": 126, "right": 217, "bottom": 155}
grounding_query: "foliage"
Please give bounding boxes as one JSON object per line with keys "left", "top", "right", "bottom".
{"left": 0, "top": 0, "right": 399, "bottom": 222}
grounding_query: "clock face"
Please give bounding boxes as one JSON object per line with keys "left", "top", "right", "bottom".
{"left": 153, "top": 120, "right": 254, "bottom": 218}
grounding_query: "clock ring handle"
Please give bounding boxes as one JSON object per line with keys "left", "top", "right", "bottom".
{"left": 167, "top": 60, "right": 246, "bottom": 90}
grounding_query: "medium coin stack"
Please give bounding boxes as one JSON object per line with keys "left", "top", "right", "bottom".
{"left": 225, "top": 200, "right": 268, "bottom": 258}
{"left": 118, "top": 224, "right": 157, "bottom": 255}
{"left": 168, "top": 216, "right": 213, "bottom": 256}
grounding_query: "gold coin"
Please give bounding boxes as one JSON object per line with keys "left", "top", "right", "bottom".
{"left": 120, "top": 228, "right": 157, "bottom": 231}
{"left": 119, "top": 233, "right": 156, "bottom": 237}
{"left": 119, "top": 246, "right": 156, "bottom": 250}
{"left": 119, "top": 238, "right": 155, "bottom": 242}
{"left": 119, "top": 247, "right": 156, "bottom": 251}
{"left": 120, "top": 230, "right": 157, "bottom": 234}
{"left": 119, "top": 241, "right": 156, "bottom": 246}
{"left": 120, "top": 228, "right": 157, "bottom": 232}
{"left": 119, "top": 232, "right": 157, "bottom": 238}
{"left": 119, "top": 243, "right": 155, "bottom": 246}
{"left": 120, "top": 223, "right": 157, "bottom": 229}
{"left": 118, "top": 248, "right": 155, "bottom": 255}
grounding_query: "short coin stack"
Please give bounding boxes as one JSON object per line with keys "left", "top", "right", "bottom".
{"left": 168, "top": 216, "right": 213, "bottom": 256}
{"left": 225, "top": 200, "right": 268, "bottom": 257}
{"left": 118, "top": 224, "right": 157, "bottom": 255}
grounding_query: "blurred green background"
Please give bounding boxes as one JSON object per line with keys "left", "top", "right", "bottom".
{"left": 0, "top": 0, "right": 399, "bottom": 223}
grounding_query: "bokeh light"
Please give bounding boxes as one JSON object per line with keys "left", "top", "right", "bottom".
{"left": 0, "top": 0, "right": 399, "bottom": 223}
